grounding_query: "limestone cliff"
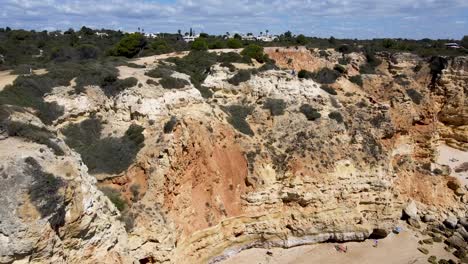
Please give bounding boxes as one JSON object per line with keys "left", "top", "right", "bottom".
{"left": 0, "top": 49, "right": 466, "bottom": 263}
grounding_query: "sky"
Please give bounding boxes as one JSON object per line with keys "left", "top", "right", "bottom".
{"left": 1, "top": 0, "right": 467, "bottom": 39}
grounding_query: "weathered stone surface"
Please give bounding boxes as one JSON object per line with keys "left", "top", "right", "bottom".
{"left": 423, "top": 214, "right": 437, "bottom": 223}
{"left": 460, "top": 218, "right": 468, "bottom": 229}
{"left": 403, "top": 200, "right": 419, "bottom": 220}
{"left": 445, "top": 235, "right": 468, "bottom": 250}
{"left": 456, "top": 226, "right": 468, "bottom": 241}
{"left": 418, "top": 247, "right": 430, "bottom": 254}
{"left": 0, "top": 50, "right": 467, "bottom": 263}
{"left": 445, "top": 215, "right": 459, "bottom": 229}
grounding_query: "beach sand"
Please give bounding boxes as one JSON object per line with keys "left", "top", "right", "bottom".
{"left": 220, "top": 225, "right": 456, "bottom": 264}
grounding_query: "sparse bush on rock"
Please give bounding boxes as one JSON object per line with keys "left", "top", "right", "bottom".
{"left": 163, "top": 116, "right": 178, "bottom": 133}
{"left": 328, "top": 111, "right": 344, "bottom": 123}
{"left": 263, "top": 98, "right": 286, "bottom": 116}
{"left": 228, "top": 69, "right": 253, "bottom": 85}
{"left": 241, "top": 44, "right": 268, "bottom": 63}
{"left": 145, "top": 66, "right": 174, "bottom": 79}
{"left": 320, "top": 85, "right": 337, "bottom": 95}
{"left": 100, "top": 187, "right": 127, "bottom": 211}
{"left": 299, "top": 104, "right": 321, "bottom": 121}
{"left": 221, "top": 104, "right": 254, "bottom": 136}
{"left": 406, "top": 88, "right": 423, "bottom": 104}
{"left": 349, "top": 75, "right": 363, "bottom": 86}
{"left": 160, "top": 76, "right": 189, "bottom": 89}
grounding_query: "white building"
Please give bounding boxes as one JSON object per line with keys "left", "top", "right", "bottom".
{"left": 445, "top": 43, "right": 461, "bottom": 49}
{"left": 257, "top": 35, "right": 278, "bottom": 42}
{"left": 183, "top": 34, "right": 200, "bottom": 42}
{"left": 144, "top": 33, "right": 157, "bottom": 38}
{"left": 241, "top": 34, "right": 256, "bottom": 41}
{"left": 96, "top": 32, "right": 109, "bottom": 37}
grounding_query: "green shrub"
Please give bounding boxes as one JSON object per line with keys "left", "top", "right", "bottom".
{"left": 151, "top": 39, "right": 172, "bottom": 54}
{"left": 11, "top": 64, "right": 32, "bottom": 75}
{"left": 217, "top": 52, "right": 244, "bottom": 64}
{"left": 263, "top": 98, "right": 286, "bottom": 116}
{"left": 100, "top": 187, "right": 127, "bottom": 211}
{"left": 241, "top": 44, "right": 268, "bottom": 63}
{"left": 146, "top": 79, "right": 158, "bottom": 86}
{"left": 336, "top": 44, "right": 352, "bottom": 54}
{"left": 191, "top": 38, "right": 208, "bottom": 51}
{"left": 299, "top": 104, "right": 321, "bottom": 121}
{"left": 159, "top": 76, "right": 189, "bottom": 89}
{"left": 77, "top": 44, "right": 99, "bottom": 60}
{"left": 125, "top": 124, "right": 145, "bottom": 145}
{"left": 328, "top": 111, "right": 344, "bottom": 123}
{"left": 220, "top": 62, "right": 236, "bottom": 72}
{"left": 298, "top": 69, "right": 313, "bottom": 79}
{"left": 163, "top": 116, "right": 178, "bottom": 133}
{"left": 227, "top": 38, "right": 242, "bottom": 49}
{"left": 221, "top": 105, "right": 254, "bottom": 136}
{"left": 360, "top": 50, "right": 382, "bottom": 74}
{"left": 1, "top": 116, "right": 64, "bottom": 155}
{"left": 228, "top": 69, "right": 252, "bottom": 85}
{"left": 0, "top": 74, "right": 66, "bottom": 124}
{"left": 74, "top": 63, "right": 118, "bottom": 91}
{"left": 110, "top": 33, "right": 147, "bottom": 58}
{"left": 104, "top": 77, "right": 137, "bottom": 95}
{"left": 258, "top": 62, "right": 279, "bottom": 72}
{"left": 166, "top": 50, "right": 218, "bottom": 89}
{"left": 349, "top": 75, "right": 363, "bottom": 86}
{"left": 296, "top": 34, "right": 307, "bottom": 45}
{"left": 145, "top": 66, "right": 173, "bottom": 79}
{"left": 61, "top": 118, "right": 145, "bottom": 174}
{"left": 311, "top": 68, "right": 341, "bottom": 84}
{"left": 210, "top": 40, "right": 225, "bottom": 49}
{"left": 197, "top": 86, "right": 213, "bottom": 99}
{"left": 320, "top": 85, "right": 337, "bottom": 95}
{"left": 126, "top": 63, "right": 146, "bottom": 68}
{"left": 406, "top": 89, "right": 423, "bottom": 105}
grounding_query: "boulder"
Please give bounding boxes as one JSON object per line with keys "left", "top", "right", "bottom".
{"left": 460, "top": 218, "right": 468, "bottom": 229}
{"left": 423, "top": 214, "right": 437, "bottom": 223}
{"left": 418, "top": 247, "right": 429, "bottom": 254}
{"left": 456, "top": 226, "right": 468, "bottom": 241}
{"left": 444, "top": 215, "right": 459, "bottom": 229}
{"left": 455, "top": 188, "right": 465, "bottom": 196}
{"left": 408, "top": 218, "right": 421, "bottom": 229}
{"left": 453, "top": 248, "right": 466, "bottom": 259}
{"left": 403, "top": 200, "right": 419, "bottom": 220}
{"left": 445, "top": 235, "right": 467, "bottom": 250}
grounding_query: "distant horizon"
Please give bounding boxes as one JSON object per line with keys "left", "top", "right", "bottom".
{"left": 2, "top": 25, "right": 466, "bottom": 42}
{"left": 1, "top": 0, "right": 467, "bottom": 40}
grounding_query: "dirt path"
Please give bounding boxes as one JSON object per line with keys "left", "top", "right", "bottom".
{"left": 220, "top": 227, "right": 455, "bottom": 264}
{"left": 0, "top": 71, "right": 17, "bottom": 91}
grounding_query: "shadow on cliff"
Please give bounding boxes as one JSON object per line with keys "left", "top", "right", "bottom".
{"left": 24, "top": 157, "right": 67, "bottom": 231}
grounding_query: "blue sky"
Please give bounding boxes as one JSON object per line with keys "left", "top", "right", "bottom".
{"left": 1, "top": 0, "right": 467, "bottom": 39}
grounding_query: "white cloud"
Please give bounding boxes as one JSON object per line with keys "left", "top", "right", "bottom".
{"left": 0, "top": 0, "right": 467, "bottom": 38}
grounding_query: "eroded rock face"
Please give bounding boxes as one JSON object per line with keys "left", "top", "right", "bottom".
{"left": 0, "top": 136, "right": 130, "bottom": 263}
{"left": 0, "top": 50, "right": 466, "bottom": 263}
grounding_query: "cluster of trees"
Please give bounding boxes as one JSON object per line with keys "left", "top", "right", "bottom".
{"left": 0, "top": 26, "right": 467, "bottom": 70}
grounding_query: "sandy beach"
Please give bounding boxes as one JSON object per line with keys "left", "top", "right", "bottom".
{"left": 220, "top": 224, "right": 456, "bottom": 264}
